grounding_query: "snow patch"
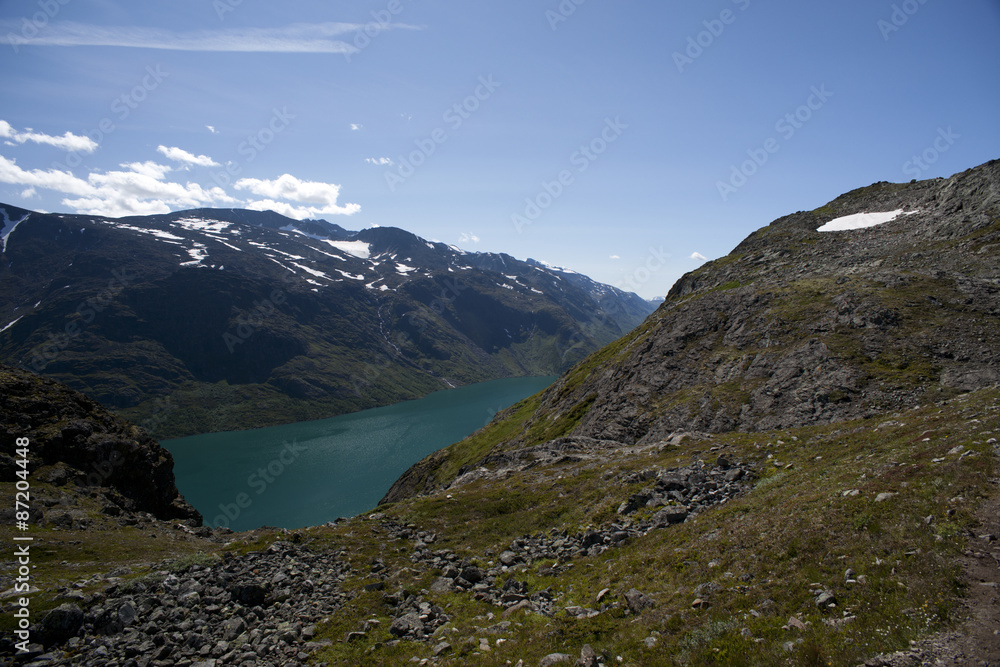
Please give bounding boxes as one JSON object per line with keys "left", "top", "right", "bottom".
{"left": 817, "top": 209, "right": 918, "bottom": 232}
{"left": 1, "top": 209, "right": 30, "bottom": 253}
{"left": 180, "top": 242, "right": 209, "bottom": 266}
{"left": 266, "top": 248, "right": 306, "bottom": 261}
{"left": 0, "top": 316, "right": 23, "bottom": 334}
{"left": 204, "top": 236, "right": 243, "bottom": 252}
{"left": 303, "top": 244, "right": 346, "bottom": 261}
{"left": 264, "top": 256, "right": 297, "bottom": 273}
{"left": 292, "top": 263, "right": 330, "bottom": 280}
{"left": 324, "top": 240, "right": 371, "bottom": 259}
{"left": 396, "top": 263, "right": 416, "bottom": 275}
{"left": 543, "top": 262, "right": 578, "bottom": 275}
{"left": 281, "top": 224, "right": 329, "bottom": 241}
{"left": 337, "top": 270, "right": 365, "bottom": 281}
{"left": 173, "top": 217, "right": 231, "bottom": 234}
{"left": 109, "top": 223, "right": 185, "bottom": 243}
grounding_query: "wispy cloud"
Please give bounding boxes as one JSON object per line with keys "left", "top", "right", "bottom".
{"left": 690, "top": 251, "right": 707, "bottom": 261}
{"left": 609, "top": 254, "right": 621, "bottom": 260}
{"left": 0, "top": 119, "right": 97, "bottom": 153}
{"left": 206, "top": 125, "right": 218, "bottom": 134}
{"left": 0, "top": 21, "right": 421, "bottom": 54}
{"left": 365, "top": 157, "right": 393, "bottom": 166}
{"left": 351, "top": 123, "right": 364, "bottom": 131}
{"left": 458, "top": 232, "right": 480, "bottom": 244}
{"left": 157, "top": 145, "right": 220, "bottom": 167}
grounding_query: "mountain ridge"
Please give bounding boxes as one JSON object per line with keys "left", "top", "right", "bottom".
{"left": 383, "top": 159, "right": 1000, "bottom": 503}
{"left": 0, "top": 206, "right": 654, "bottom": 438}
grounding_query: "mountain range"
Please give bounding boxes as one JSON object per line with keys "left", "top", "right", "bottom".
{"left": 0, "top": 205, "right": 654, "bottom": 438}
{"left": 0, "top": 160, "right": 998, "bottom": 665}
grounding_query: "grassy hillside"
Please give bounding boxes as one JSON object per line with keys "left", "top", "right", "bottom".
{"left": 5, "top": 386, "right": 996, "bottom": 664}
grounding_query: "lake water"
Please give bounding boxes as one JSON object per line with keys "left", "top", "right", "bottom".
{"left": 162, "top": 376, "right": 555, "bottom": 532}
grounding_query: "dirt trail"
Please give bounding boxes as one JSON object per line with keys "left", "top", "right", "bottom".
{"left": 865, "top": 469, "right": 1000, "bottom": 666}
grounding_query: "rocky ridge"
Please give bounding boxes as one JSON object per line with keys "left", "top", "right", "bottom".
{"left": 0, "top": 364, "right": 198, "bottom": 522}
{"left": 384, "top": 159, "right": 1000, "bottom": 504}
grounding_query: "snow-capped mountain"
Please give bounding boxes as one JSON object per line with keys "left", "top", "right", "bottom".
{"left": 0, "top": 204, "right": 654, "bottom": 437}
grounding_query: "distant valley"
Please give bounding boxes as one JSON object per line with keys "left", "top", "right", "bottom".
{"left": 0, "top": 206, "right": 654, "bottom": 437}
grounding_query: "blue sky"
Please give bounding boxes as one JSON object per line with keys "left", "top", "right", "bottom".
{"left": 1, "top": 0, "right": 998, "bottom": 299}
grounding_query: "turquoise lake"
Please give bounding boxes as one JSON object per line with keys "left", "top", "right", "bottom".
{"left": 163, "top": 376, "right": 555, "bottom": 532}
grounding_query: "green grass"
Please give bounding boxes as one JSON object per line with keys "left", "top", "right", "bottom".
{"left": 310, "top": 386, "right": 999, "bottom": 665}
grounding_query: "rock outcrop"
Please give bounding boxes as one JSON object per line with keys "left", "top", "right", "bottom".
{"left": 0, "top": 364, "right": 200, "bottom": 523}
{"left": 386, "top": 159, "right": 1000, "bottom": 501}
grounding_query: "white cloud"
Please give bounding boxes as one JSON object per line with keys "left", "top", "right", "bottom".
{"left": 0, "top": 155, "right": 95, "bottom": 196}
{"left": 244, "top": 199, "right": 322, "bottom": 220}
{"left": 121, "top": 161, "right": 173, "bottom": 179}
{"left": 0, "top": 154, "right": 236, "bottom": 218}
{"left": 206, "top": 125, "right": 218, "bottom": 134}
{"left": 0, "top": 22, "right": 421, "bottom": 54}
{"left": 157, "top": 145, "right": 220, "bottom": 167}
{"left": 690, "top": 252, "right": 707, "bottom": 261}
{"left": 350, "top": 123, "right": 363, "bottom": 131}
{"left": 458, "top": 232, "right": 480, "bottom": 244}
{"left": 365, "top": 157, "right": 393, "bottom": 166}
{"left": 0, "top": 119, "right": 98, "bottom": 153}
{"left": 234, "top": 174, "right": 360, "bottom": 217}
{"left": 609, "top": 254, "right": 621, "bottom": 260}
{"left": 20, "top": 187, "right": 37, "bottom": 199}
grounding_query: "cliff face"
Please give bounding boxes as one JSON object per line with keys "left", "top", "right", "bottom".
{"left": 384, "top": 160, "right": 1000, "bottom": 502}
{"left": 0, "top": 364, "right": 200, "bottom": 523}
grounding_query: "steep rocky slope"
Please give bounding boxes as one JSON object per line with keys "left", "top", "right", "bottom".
{"left": 0, "top": 363, "right": 199, "bottom": 522}
{"left": 385, "top": 160, "right": 1000, "bottom": 502}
